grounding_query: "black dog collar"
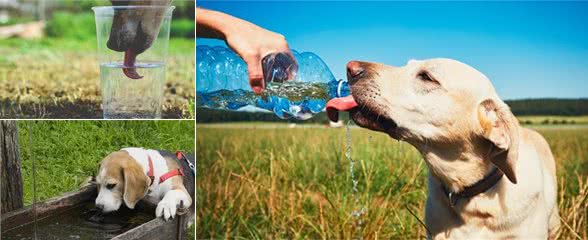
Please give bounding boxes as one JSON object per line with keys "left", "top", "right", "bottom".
{"left": 441, "top": 168, "right": 504, "bottom": 207}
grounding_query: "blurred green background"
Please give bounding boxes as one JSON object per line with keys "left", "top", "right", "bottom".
{"left": 1, "top": 0, "right": 195, "bottom": 39}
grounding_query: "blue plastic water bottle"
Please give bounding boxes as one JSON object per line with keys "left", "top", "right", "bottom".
{"left": 196, "top": 45, "right": 350, "bottom": 120}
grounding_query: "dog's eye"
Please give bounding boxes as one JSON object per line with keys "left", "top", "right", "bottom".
{"left": 417, "top": 70, "right": 438, "bottom": 84}
{"left": 106, "top": 183, "right": 116, "bottom": 190}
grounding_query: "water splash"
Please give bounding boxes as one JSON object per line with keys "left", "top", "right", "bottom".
{"left": 345, "top": 121, "right": 366, "bottom": 238}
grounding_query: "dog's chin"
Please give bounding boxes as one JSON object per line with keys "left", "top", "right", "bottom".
{"left": 100, "top": 203, "right": 122, "bottom": 214}
{"left": 350, "top": 107, "right": 399, "bottom": 139}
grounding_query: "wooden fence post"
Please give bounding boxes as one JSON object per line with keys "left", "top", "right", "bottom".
{"left": 0, "top": 120, "right": 23, "bottom": 214}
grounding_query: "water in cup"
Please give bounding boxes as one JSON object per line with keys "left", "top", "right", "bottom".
{"left": 101, "top": 62, "right": 165, "bottom": 119}
{"left": 93, "top": 6, "right": 174, "bottom": 119}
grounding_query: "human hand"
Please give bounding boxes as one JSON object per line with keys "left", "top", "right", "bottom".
{"left": 196, "top": 8, "right": 297, "bottom": 94}
{"left": 223, "top": 20, "right": 296, "bottom": 94}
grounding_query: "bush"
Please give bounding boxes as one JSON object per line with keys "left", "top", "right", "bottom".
{"left": 0, "top": 17, "right": 35, "bottom": 26}
{"left": 45, "top": 11, "right": 95, "bottom": 40}
{"left": 170, "top": 19, "right": 195, "bottom": 38}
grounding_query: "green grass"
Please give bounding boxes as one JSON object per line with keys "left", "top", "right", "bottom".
{"left": 0, "top": 37, "right": 195, "bottom": 118}
{"left": 197, "top": 123, "right": 588, "bottom": 239}
{"left": 17, "top": 120, "right": 195, "bottom": 238}
{"left": 19, "top": 120, "right": 195, "bottom": 203}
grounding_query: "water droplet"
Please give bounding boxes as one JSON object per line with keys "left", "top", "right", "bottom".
{"left": 346, "top": 121, "right": 366, "bottom": 238}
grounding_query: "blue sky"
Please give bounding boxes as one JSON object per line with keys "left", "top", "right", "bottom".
{"left": 197, "top": 1, "right": 588, "bottom": 99}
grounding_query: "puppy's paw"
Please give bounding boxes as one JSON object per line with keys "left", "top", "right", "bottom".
{"left": 155, "top": 189, "right": 192, "bottom": 221}
{"left": 155, "top": 199, "right": 177, "bottom": 221}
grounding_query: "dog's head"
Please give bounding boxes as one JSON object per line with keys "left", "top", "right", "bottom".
{"left": 343, "top": 59, "right": 519, "bottom": 183}
{"left": 107, "top": 0, "right": 171, "bottom": 54}
{"left": 95, "top": 151, "right": 151, "bottom": 213}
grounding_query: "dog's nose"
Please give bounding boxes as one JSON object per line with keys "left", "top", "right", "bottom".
{"left": 347, "top": 61, "right": 365, "bottom": 82}
{"left": 96, "top": 203, "right": 104, "bottom": 210}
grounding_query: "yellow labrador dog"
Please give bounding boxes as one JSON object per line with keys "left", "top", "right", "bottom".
{"left": 327, "top": 59, "right": 560, "bottom": 239}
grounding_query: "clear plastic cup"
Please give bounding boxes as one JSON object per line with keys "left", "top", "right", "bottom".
{"left": 92, "top": 6, "right": 175, "bottom": 119}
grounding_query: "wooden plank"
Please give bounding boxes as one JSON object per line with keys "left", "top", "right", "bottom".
{"left": 120, "top": 195, "right": 188, "bottom": 240}
{"left": 1, "top": 184, "right": 96, "bottom": 231}
{"left": 0, "top": 120, "right": 24, "bottom": 214}
{"left": 1, "top": 183, "right": 187, "bottom": 240}
{"left": 112, "top": 217, "right": 180, "bottom": 240}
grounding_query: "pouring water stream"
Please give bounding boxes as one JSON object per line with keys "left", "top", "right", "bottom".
{"left": 345, "top": 121, "right": 366, "bottom": 238}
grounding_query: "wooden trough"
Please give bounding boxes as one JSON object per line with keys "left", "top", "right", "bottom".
{"left": 1, "top": 184, "right": 191, "bottom": 240}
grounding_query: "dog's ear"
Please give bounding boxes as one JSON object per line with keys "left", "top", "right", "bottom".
{"left": 478, "top": 99, "right": 519, "bottom": 184}
{"left": 122, "top": 163, "right": 150, "bottom": 209}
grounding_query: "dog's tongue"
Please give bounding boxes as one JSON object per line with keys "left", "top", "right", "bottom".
{"left": 326, "top": 96, "right": 358, "bottom": 122}
{"left": 122, "top": 50, "right": 143, "bottom": 79}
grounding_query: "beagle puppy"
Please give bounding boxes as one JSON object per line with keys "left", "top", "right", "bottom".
{"left": 95, "top": 147, "right": 194, "bottom": 221}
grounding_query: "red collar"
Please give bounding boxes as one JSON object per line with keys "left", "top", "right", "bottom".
{"left": 146, "top": 155, "right": 184, "bottom": 186}
{"left": 159, "top": 168, "right": 184, "bottom": 183}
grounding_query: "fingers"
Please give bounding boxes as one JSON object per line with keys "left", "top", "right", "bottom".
{"left": 243, "top": 54, "right": 264, "bottom": 95}
{"left": 226, "top": 31, "right": 295, "bottom": 94}
{"left": 266, "top": 40, "right": 297, "bottom": 81}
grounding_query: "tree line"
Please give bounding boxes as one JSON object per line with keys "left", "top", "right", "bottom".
{"left": 504, "top": 98, "right": 588, "bottom": 116}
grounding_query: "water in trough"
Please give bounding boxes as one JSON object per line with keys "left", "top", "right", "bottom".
{"left": 2, "top": 202, "right": 153, "bottom": 240}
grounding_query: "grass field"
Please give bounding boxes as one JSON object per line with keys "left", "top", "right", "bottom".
{"left": 0, "top": 38, "right": 195, "bottom": 118}
{"left": 196, "top": 123, "right": 588, "bottom": 239}
{"left": 15, "top": 120, "right": 195, "bottom": 238}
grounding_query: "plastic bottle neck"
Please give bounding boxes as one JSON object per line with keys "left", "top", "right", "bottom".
{"left": 332, "top": 79, "right": 351, "bottom": 99}
{"left": 336, "top": 79, "right": 346, "bottom": 98}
